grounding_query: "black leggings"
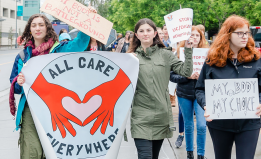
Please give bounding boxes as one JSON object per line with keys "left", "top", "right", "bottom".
{"left": 134, "top": 138, "right": 164, "bottom": 159}
{"left": 208, "top": 127, "right": 260, "bottom": 159}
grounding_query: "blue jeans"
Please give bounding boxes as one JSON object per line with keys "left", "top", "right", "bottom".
{"left": 178, "top": 103, "right": 184, "bottom": 133}
{"left": 177, "top": 96, "right": 206, "bottom": 156}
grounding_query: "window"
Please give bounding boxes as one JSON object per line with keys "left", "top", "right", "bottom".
{"left": 3, "top": 8, "right": 8, "bottom": 18}
{"left": 23, "top": 16, "right": 30, "bottom": 21}
{"left": 10, "top": 10, "right": 15, "bottom": 19}
{"left": 25, "top": 1, "right": 38, "bottom": 7}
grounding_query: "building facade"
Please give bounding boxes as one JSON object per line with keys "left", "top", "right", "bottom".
{"left": 23, "top": 0, "right": 40, "bottom": 21}
{"left": 0, "top": 0, "right": 28, "bottom": 46}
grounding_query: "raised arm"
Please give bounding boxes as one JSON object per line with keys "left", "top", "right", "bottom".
{"left": 56, "top": 31, "right": 90, "bottom": 53}
{"left": 169, "top": 47, "right": 193, "bottom": 77}
{"left": 169, "top": 71, "right": 189, "bottom": 84}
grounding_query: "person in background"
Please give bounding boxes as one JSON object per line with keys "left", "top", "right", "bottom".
{"left": 170, "top": 26, "right": 209, "bottom": 159}
{"left": 59, "top": 28, "right": 68, "bottom": 36}
{"left": 115, "top": 31, "right": 132, "bottom": 53}
{"left": 125, "top": 34, "right": 134, "bottom": 52}
{"left": 196, "top": 24, "right": 209, "bottom": 46}
{"left": 127, "top": 18, "right": 193, "bottom": 159}
{"left": 85, "top": 37, "right": 105, "bottom": 51}
{"left": 157, "top": 27, "right": 164, "bottom": 42}
{"left": 196, "top": 15, "right": 261, "bottom": 159}
{"left": 162, "top": 24, "right": 171, "bottom": 47}
{"left": 196, "top": 25, "right": 205, "bottom": 35}
{"left": 59, "top": 33, "right": 71, "bottom": 42}
{"left": 117, "top": 33, "right": 123, "bottom": 40}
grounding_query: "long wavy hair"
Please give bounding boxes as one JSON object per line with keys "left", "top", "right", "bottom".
{"left": 177, "top": 26, "right": 209, "bottom": 58}
{"left": 20, "top": 14, "right": 58, "bottom": 45}
{"left": 127, "top": 18, "right": 165, "bottom": 53}
{"left": 207, "top": 15, "right": 260, "bottom": 67}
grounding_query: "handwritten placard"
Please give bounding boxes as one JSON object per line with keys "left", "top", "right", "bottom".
{"left": 168, "top": 81, "right": 177, "bottom": 96}
{"left": 180, "top": 48, "right": 209, "bottom": 73}
{"left": 205, "top": 78, "right": 260, "bottom": 119}
{"left": 40, "top": 0, "right": 113, "bottom": 44}
{"left": 164, "top": 8, "right": 193, "bottom": 43}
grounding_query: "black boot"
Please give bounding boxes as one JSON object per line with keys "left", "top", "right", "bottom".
{"left": 187, "top": 151, "right": 194, "bottom": 159}
{"left": 198, "top": 155, "right": 206, "bottom": 159}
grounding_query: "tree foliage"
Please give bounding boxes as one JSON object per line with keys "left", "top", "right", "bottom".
{"left": 107, "top": 0, "right": 261, "bottom": 33}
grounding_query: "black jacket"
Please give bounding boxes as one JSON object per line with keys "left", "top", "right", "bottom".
{"left": 195, "top": 59, "right": 261, "bottom": 132}
{"left": 170, "top": 72, "right": 197, "bottom": 100}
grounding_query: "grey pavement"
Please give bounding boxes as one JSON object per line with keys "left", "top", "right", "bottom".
{"left": 0, "top": 49, "right": 22, "bottom": 92}
{"left": 0, "top": 92, "right": 20, "bottom": 159}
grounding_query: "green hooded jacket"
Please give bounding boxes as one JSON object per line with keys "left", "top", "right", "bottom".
{"left": 131, "top": 45, "right": 193, "bottom": 140}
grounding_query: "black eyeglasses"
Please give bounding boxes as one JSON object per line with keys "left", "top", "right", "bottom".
{"left": 232, "top": 32, "right": 251, "bottom": 38}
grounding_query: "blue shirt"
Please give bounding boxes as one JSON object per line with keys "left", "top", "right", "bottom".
{"left": 163, "top": 38, "right": 171, "bottom": 47}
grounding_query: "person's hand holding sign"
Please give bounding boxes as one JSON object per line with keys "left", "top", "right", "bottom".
{"left": 17, "top": 73, "right": 25, "bottom": 86}
{"left": 203, "top": 106, "right": 213, "bottom": 122}
{"left": 82, "top": 69, "right": 131, "bottom": 135}
{"left": 87, "top": 3, "right": 97, "bottom": 13}
{"left": 31, "top": 73, "right": 82, "bottom": 138}
{"left": 256, "top": 104, "right": 261, "bottom": 116}
{"left": 185, "top": 36, "right": 194, "bottom": 49}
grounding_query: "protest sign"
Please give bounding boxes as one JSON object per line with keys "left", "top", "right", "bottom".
{"left": 180, "top": 47, "right": 209, "bottom": 74}
{"left": 40, "top": 0, "right": 113, "bottom": 44}
{"left": 205, "top": 78, "right": 260, "bottom": 120}
{"left": 164, "top": 8, "right": 193, "bottom": 43}
{"left": 21, "top": 52, "right": 139, "bottom": 159}
{"left": 168, "top": 81, "right": 177, "bottom": 96}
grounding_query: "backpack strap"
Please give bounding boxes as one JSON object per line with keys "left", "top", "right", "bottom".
{"left": 18, "top": 50, "right": 25, "bottom": 61}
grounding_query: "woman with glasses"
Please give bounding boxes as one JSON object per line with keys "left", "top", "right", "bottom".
{"left": 196, "top": 15, "right": 261, "bottom": 159}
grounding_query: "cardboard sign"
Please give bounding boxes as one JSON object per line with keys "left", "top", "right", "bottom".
{"left": 164, "top": 8, "right": 193, "bottom": 43}
{"left": 205, "top": 78, "right": 260, "bottom": 120}
{"left": 180, "top": 48, "right": 209, "bottom": 74}
{"left": 21, "top": 52, "right": 139, "bottom": 159}
{"left": 40, "top": 0, "right": 113, "bottom": 44}
{"left": 168, "top": 81, "right": 177, "bottom": 96}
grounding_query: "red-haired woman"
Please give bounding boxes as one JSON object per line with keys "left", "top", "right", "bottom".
{"left": 170, "top": 26, "right": 208, "bottom": 159}
{"left": 196, "top": 15, "right": 261, "bottom": 159}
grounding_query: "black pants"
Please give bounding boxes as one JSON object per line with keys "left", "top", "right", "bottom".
{"left": 134, "top": 138, "right": 164, "bottom": 159}
{"left": 208, "top": 127, "right": 260, "bottom": 159}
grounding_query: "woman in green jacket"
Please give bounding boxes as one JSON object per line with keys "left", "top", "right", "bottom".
{"left": 127, "top": 18, "right": 193, "bottom": 159}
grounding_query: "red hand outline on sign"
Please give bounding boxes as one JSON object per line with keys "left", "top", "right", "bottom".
{"left": 82, "top": 69, "right": 131, "bottom": 135}
{"left": 31, "top": 73, "right": 83, "bottom": 138}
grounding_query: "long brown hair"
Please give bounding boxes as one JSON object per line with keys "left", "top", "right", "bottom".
{"left": 177, "top": 26, "right": 209, "bottom": 59}
{"left": 59, "top": 28, "right": 67, "bottom": 36}
{"left": 20, "top": 14, "right": 58, "bottom": 45}
{"left": 207, "top": 15, "right": 260, "bottom": 67}
{"left": 86, "top": 38, "right": 102, "bottom": 49}
{"left": 127, "top": 18, "right": 165, "bottom": 53}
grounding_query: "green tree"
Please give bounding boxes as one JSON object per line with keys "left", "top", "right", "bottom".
{"left": 8, "top": 27, "right": 14, "bottom": 49}
{"left": 108, "top": 0, "right": 181, "bottom": 33}
{"left": 108, "top": 0, "right": 261, "bottom": 34}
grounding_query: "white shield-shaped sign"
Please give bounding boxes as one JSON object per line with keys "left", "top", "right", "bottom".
{"left": 21, "top": 52, "right": 139, "bottom": 159}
